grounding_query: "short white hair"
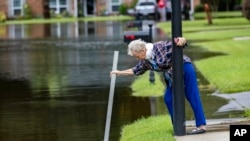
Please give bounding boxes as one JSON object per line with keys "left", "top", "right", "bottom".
{"left": 127, "top": 39, "right": 147, "bottom": 56}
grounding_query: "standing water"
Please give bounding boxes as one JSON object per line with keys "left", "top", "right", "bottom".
{"left": 0, "top": 21, "right": 241, "bottom": 141}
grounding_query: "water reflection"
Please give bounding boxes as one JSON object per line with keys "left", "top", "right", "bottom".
{"left": 0, "top": 21, "right": 126, "bottom": 40}
{"left": 0, "top": 21, "right": 242, "bottom": 141}
{"left": 0, "top": 87, "right": 151, "bottom": 141}
{"left": 0, "top": 36, "right": 152, "bottom": 141}
{"left": 0, "top": 20, "right": 165, "bottom": 41}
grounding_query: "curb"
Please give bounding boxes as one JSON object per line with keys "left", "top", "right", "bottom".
{"left": 185, "top": 118, "right": 250, "bottom": 132}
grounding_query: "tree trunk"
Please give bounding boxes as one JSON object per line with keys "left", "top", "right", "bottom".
{"left": 204, "top": 3, "right": 213, "bottom": 25}
{"left": 242, "top": 0, "right": 250, "bottom": 20}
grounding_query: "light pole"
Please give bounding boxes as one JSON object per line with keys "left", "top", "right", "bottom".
{"left": 171, "top": 0, "right": 186, "bottom": 136}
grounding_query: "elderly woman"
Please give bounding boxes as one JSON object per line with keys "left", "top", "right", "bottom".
{"left": 110, "top": 37, "right": 206, "bottom": 134}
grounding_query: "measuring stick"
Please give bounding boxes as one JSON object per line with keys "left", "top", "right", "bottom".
{"left": 104, "top": 51, "right": 119, "bottom": 141}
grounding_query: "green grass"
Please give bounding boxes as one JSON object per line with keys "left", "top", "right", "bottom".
{"left": 245, "top": 109, "right": 250, "bottom": 118}
{"left": 194, "top": 40, "right": 250, "bottom": 93}
{"left": 130, "top": 71, "right": 165, "bottom": 97}
{"left": 158, "top": 17, "right": 250, "bottom": 93}
{"left": 0, "top": 15, "right": 133, "bottom": 25}
{"left": 120, "top": 115, "right": 174, "bottom": 141}
{"left": 122, "top": 14, "right": 250, "bottom": 141}
{"left": 194, "top": 11, "right": 244, "bottom": 19}
{"left": 159, "top": 18, "right": 250, "bottom": 36}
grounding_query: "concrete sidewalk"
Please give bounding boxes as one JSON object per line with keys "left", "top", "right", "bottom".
{"left": 176, "top": 131, "right": 229, "bottom": 141}
{"left": 175, "top": 118, "right": 250, "bottom": 141}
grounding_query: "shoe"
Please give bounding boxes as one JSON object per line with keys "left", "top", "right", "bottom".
{"left": 187, "top": 128, "right": 206, "bottom": 135}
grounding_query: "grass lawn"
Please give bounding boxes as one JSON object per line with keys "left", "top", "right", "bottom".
{"left": 130, "top": 71, "right": 165, "bottom": 97}
{"left": 120, "top": 115, "right": 174, "bottom": 141}
{"left": 158, "top": 17, "right": 250, "bottom": 93}
{"left": 120, "top": 14, "right": 250, "bottom": 141}
{"left": 194, "top": 11, "right": 243, "bottom": 19}
{"left": 0, "top": 15, "right": 133, "bottom": 25}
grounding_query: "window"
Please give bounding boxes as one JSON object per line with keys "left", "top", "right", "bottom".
{"left": 50, "top": 0, "right": 56, "bottom": 5}
{"left": 60, "top": 0, "right": 66, "bottom": 5}
{"left": 13, "top": 0, "right": 21, "bottom": 7}
{"left": 49, "top": 0, "right": 68, "bottom": 14}
{"left": 11, "top": 0, "right": 25, "bottom": 16}
{"left": 111, "top": 0, "right": 121, "bottom": 12}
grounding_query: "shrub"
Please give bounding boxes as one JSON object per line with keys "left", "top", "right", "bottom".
{"left": 245, "top": 109, "right": 250, "bottom": 118}
{"left": 61, "top": 10, "right": 72, "bottom": 17}
{"left": 49, "top": 10, "right": 71, "bottom": 18}
{"left": 99, "top": 8, "right": 108, "bottom": 16}
{"left": 49, "top": 10, "right": 56, "bottom": 18}
{"left": 0, "top": 11, "right": 6, "bottom": 22}
{"left": 195, "top": 4, "right": 204, "bottom": 12}
{"left": 23, "top": 3, "right": 32, "bottom": 19}
{"left": 119, "top": 4, "right": 128, "bottom": 15}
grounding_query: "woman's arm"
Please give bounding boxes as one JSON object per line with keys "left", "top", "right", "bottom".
{"left": 110, "top": 69, "right": 134, "bottom": 76}
{"left": 153, "top": 37, "right": 187, "bottom": 69}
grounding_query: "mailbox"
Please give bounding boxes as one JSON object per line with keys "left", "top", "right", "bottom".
{"left": 127, "top": 20, "right": 142, "bottom": 30}
{"left": 124, "top": 31, "right": 149, "bottom": 44}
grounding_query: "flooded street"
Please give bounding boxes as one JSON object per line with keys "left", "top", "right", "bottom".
{"left": 0, "top": 21, "right": 244, "bottom": 141}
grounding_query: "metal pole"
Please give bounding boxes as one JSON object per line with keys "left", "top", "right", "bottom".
{"left": 139, "top": 19, "right": 143, "bottom": 31}
{"left": 190, "top": 0, "right": 194, "bottom": 20}
{"left": 171, "top": 0, "right": 186, "bottom": 136}
{"left": 148, "top": 24, "right": 155, "bottom": 86}
{"left": 148, "top": 23, "right": 154, "bottom": 74}
{"left": 148, "top": 24, "right": 153, "bottom": 42}
{"left": 147, "top": 24, "right": 157, "bottom": 116}
{"left": 104, "top": 51, "right": 119, "bottom": 141}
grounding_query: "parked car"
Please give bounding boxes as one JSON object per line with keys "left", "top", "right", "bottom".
{"left": 134, "top": 0, "right": 159, "bottom": 20}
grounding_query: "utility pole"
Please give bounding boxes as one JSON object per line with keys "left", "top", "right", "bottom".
{"left": 171, "top": 0, "right": 186, "bottom": 136}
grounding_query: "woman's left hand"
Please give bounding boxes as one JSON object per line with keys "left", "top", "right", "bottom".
{"left": 174, "top": 37, "right": 186, "bottom": 47}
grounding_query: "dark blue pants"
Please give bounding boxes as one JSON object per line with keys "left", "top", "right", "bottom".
{"left": 164, "top": 62, "right": 206, "bottom": 127}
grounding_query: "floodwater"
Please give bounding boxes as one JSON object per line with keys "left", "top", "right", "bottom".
{"left": 0, "top": 21, "right": 244, "bottom": 141}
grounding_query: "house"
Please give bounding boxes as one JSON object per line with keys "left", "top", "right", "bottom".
{"left": 0, "top": 0, "right": 125, "bottom": 19}
{"left": 0, "top": 0, "right": 202, "bottom": 19}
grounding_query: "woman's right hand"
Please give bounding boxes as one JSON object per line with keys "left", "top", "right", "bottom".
{"left": 110, "top": 69, "right": 133, "bottom": 77}
{"left": 110, "top": 70, "right": 120, "bottom": 77}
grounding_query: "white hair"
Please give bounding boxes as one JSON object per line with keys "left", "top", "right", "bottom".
{"left": 127, "top": 39, "right": 147, "bottom": 56}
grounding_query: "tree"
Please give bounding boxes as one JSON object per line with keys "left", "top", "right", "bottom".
{"left": 204, "top": 1, "right": 213, "bottom": 24}
{"left": 242, "top": 0, "right": 250, "bottom": 20}
{"left": 201, "top": 0, "right": 219, "bottom": 12}
{"left": 201, "top": 0, "right": 235, "bottom": 25}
